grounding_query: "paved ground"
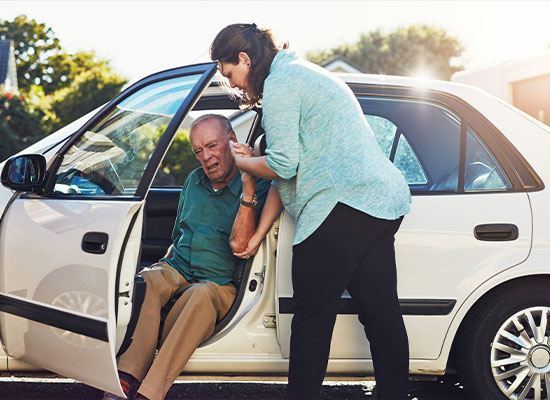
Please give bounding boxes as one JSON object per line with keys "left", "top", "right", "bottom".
{"left": 0, "top": 376, "right": 472, "bottom": 399}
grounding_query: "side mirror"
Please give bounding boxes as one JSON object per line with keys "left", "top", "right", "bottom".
{"left": 1, "top": 154, "right": 47, "bottom": 192}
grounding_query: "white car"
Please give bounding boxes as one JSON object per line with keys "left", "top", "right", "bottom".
{"left": 1, "top": 62, "right": 549, "bottom": 400}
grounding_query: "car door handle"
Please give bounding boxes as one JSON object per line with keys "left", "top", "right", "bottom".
{"left": 82, "top": 232, "right": 109, "bottom": 254}
{"left": 474, "top": 224, "right": 519, "bottom": 241}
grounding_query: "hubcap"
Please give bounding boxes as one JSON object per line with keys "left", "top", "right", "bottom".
{"left": 491, "top": 306, "right": 550, "bottom": 400}
{"left": 531, "top": 347, "right": 550, "bottom": 369}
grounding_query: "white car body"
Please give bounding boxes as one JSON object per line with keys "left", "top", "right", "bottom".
{"left": 1, "top": 63, "right": 549, "bottom": 399}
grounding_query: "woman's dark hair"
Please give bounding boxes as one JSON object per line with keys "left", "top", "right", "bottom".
{"left": 210, "top": 23, "right": 288, "bottom": 109}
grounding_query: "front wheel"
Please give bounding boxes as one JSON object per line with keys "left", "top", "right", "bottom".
{"left": 457, "top": 280, "right": 550, "bottom": 400}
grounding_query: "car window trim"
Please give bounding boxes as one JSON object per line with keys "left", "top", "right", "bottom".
{"left": 458, "top": 119, "right": 467, "bottom": 191}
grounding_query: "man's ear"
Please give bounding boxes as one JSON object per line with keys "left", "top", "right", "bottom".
{"left": 238, "top": 52, "right": 251, "bottom": 66}
{"left": 228, "top": 130, "right": 237, "bottom": 143}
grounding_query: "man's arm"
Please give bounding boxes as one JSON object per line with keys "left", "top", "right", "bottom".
{"left": 233, "top": 184, "right": 283, "bottom": 259}
{"left": 230, "top": 171, "right": 257, "bottom": 254}
{"left": 163, "top": 174, "right": 191, "bottom": 261}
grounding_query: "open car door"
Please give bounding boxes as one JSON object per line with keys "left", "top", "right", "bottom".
{"left": 0, "top": 63, "right": 217, "bottom": 395}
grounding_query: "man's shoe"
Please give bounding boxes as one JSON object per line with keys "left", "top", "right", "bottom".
{"left": 103, "top": 371, "right": 140, "bottom": 400}
{"left": 102, "top": 393, "right": 125, "bottom": 400}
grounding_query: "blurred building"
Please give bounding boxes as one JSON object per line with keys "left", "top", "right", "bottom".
{"left": 0, "top": 40, "right": 18, "bottom": 93}
{"left": 452, "top": 51, "right": 550, "bottom": 126}
{"left": 320, "top": 57, "right": 363, "bottom": 73}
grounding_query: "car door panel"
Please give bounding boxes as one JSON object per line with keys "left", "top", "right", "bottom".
{"left": 0, "top": 199, "right": 142, "bottom": 394}
{"left": 0, "top": 62, "right": 217, "bottom": 392}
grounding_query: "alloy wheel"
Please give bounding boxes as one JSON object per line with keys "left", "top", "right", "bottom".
{"left": 491, "top": 306, "right": 550, "bottom": 400}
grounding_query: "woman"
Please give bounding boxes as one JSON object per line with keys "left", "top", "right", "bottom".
{"left": 211, "top": 23, "right": 411, "bottom": 400}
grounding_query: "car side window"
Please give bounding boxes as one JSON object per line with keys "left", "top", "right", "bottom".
{"left": 361, "top": 97, "right": 461, "bottom": 192}
{"left": 366, "top": 115, "right": 427, "bottom": 186}
{"left": 465, "top": 127, "right": 511, "bottom": 191}
{"left": 360, "top": 95, "right": 513, "bottom": 193}
{"left": 53, "top": 74, "right": 202, "bottom": 196}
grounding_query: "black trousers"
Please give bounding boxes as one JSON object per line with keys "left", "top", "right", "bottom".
{"left": 285, "top": 203, "right": 409, "bottom": 400}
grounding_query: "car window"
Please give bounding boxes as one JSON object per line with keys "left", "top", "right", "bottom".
{"left": 394, "top": 135, "right": 428, "bottom": 185}
{"left": 465, "top": 126, "right": 511, "bottom": 191}
{"left": 366, "top": 115, "right": 427, "bottom": 185}
{"left": 361, "top": 97, "right": 460, "bottom": 192}
{"left": 151, "top": 109, "right": 256, "bottom": 187}
{"left": 53, "top": 74, "right": 202, "bottom": 195}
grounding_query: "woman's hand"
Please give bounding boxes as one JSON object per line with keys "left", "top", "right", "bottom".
{"left": 230, "top": 141, "right": 256, "bottom": 190}
{"left": 229, "top": 141, "right": 253, "bottom": 159}
{"left": 229, "top": 141, "right": 281, "bottom": 180}
{"left": 233, "top": 231, "right": 264, "bottom": 259}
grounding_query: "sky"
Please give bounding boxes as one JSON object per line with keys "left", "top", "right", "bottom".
{"left": 3, "top": 0, "right": 550, "bottom": 84}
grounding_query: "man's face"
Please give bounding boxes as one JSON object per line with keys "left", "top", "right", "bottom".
{"left": 190, "top": 118, "right": 237, "bottom": 189}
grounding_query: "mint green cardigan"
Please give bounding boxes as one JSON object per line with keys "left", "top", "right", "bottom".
{"left": 263, "top": 50, "right": 411, "bottom": 245}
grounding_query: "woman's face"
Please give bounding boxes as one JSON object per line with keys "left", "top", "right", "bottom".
{"left": 219, "top": 52, "right": 250, "bottom": 92}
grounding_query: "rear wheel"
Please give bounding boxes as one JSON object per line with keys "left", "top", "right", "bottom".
{"left": 457, "top": 280, "right": 550, "bottom": 400}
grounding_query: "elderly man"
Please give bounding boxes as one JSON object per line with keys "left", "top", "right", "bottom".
{"left": 103, "top": 114, "right": 270, "bottom": 400}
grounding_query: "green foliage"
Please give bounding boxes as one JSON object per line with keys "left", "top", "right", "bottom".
{"left": 154, "top": 128, "right": 199, "bottom": 187}
{"left": 0, "top": 92, "right": 48, "bottom": 161}
{"left": 0, "top": 15, "right": 128, "bottom": 159}
{"left": 41, "top": 51, "right": 118, "bottom": 95}
{"left": 0, "top": 15, "right": 61, "bottom": 91}
{"left": 307, "top": 25, "right": 464, "bottom": 80}
{"left": 48, "top": 62, "right": 127, "bottom": 130}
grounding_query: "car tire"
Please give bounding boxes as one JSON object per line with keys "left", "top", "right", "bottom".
{"left": 457, "top": 279, "right": 550, "bottom": 400}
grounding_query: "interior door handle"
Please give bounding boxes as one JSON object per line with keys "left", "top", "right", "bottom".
{"left": 82, "top": 232, "right": 109, "bottom": 254}
{"left": 474, "top": 224, "right": 518, "bottom": 241}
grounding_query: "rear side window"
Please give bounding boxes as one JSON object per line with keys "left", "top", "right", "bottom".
{"left": 366, "top": 115, "right": 427, "bottom": 185}
{"left": 465, "top": 126, "right": 511, "bottom": 191}
{"left": 359, "top": 96, "right": 511, "bottom": 193}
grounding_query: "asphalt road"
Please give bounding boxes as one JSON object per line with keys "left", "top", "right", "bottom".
{"left": 0, "top": 377, "right": 472, "bottom": 399}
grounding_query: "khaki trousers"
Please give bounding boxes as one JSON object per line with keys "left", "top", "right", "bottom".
{"left": 117, "top": 261, "right": 236, "bottom": 400}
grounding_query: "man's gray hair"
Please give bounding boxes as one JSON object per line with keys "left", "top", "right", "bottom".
{"left": 190, "top": 114, "right": 233, "bottom": 135}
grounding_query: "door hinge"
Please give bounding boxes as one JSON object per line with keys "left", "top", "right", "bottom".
{"left": 263, "top": 313, "right": 276, "bottom": 328}
{"left": 254, "top": 265, "right": 266, "bottom": 283}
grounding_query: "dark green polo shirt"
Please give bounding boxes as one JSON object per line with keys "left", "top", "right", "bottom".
{"left": 162, "top": 167, "right": 270, "bottom": 285}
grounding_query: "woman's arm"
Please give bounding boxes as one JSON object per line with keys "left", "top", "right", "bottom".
{"left": 233, "top": 184, "right": 283, "bottom": 258}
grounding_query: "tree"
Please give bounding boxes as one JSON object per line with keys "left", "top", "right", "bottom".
{"left": 48, "top": 62, "right": 127, "bottom": 130}
{"left": 307, "top": 25, "right": 464, "bottom": 80}
{"left": 0, "top": 15, "right": 61, "bottom": 91}
{"left": 0, "top": 92, "right": 48, "bottom": 161}
{"left": 0, "top": 15, "right": 128, "bottom": 159}
{"left": 40, "top": 51, "right": 118, "bottom": 95}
